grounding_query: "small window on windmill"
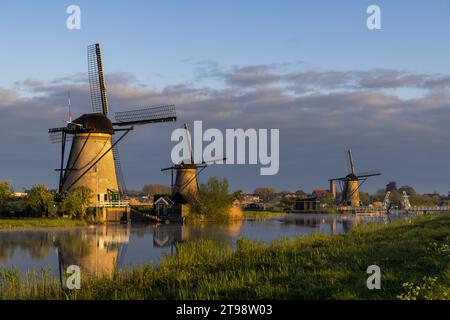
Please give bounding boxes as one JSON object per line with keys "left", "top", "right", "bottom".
{"left": 111, "top": 192, "right": 120, "bottom": 202}
{"left": 104, "top": 194, "right": 108, "bottom": 201}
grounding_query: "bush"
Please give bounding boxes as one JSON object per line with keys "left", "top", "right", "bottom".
{"left": 0, "top": 181, "right": 13, "bottom": 210}
{"left": 60, "top": 186, "right": 94, "bottom": 219}
{"left": 25, "top": 185, "right": 55, "bottom": 217}
{"left": 192, "top": 177, "right": 233, "bottom": 221}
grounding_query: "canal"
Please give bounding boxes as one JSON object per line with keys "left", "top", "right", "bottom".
{"left": 0, "top": 214, "right": 406, "bottom": 278}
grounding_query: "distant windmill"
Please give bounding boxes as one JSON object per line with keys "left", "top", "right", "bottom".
{"left": 49, "top": 43, "right": 177, "bottom": 204}
{"left": 329, "top": 149, "right": 381, "bottom": 206}
{"left": 161, "top": 123, "right": 225, "bottom": 202}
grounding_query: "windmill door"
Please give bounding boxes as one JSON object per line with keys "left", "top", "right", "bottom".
{"left": 157, "top": 203, "right": 167, "bottom": 216}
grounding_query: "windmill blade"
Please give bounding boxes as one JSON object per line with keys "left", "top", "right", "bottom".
{"left": 112, "top": 141, "right": 127, "bottom": 196}
{"left": 49, "top": 131, "right": 64, "bottom": 144}
{"left": 202, "top": 157, "right": 227, "bottom": 164}
{"left": 161, "top": 168, "right": 173, "bottom": 176}
{"left": 113, "top": 105, "right": 177, "bottom": 127}
{"left": 358, "top": 171, "right": 382, "bottom": 178}
{"left": 88, "top": 43, "right": 109, "bottom": 115}
{"left": 48, "top": 128, "right": 73, "bottom": 144}
{"left": 183, "top": 123, "right": 194, "bottom": 164}
{"left": 347, "top": 149, "right": 356, "bottom": 175}
{"left": 48, "top": 128, "right": 71, "bottom": 193}
{"left": 329, "top": 176, "right": 347, "bottom": 181}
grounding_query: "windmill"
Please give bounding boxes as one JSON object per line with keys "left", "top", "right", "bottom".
{"left": 328, "top": 149, "right": 381, "bottom": 206}
{"left": 161, "top": 123, "right": 225, "bottom": 202}
{"left": 49, "top": 43, "right": 177, "bottom": 205}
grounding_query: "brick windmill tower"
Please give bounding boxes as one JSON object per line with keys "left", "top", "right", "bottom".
{"left": 49, "top": 44, "right": 177, "bottom": 216}
{"left": 161, "top": 123, "right": 225, "bottom": 203}
{"left": 329, "top": 149, "right": 381, "bottom": 207}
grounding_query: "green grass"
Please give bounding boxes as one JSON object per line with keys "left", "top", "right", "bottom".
{"left": 1, "top": 213, "right": 449, "bottom": 299}
{"left": 242, "top": 210, "right": 287, "bottom": 219}
{"left": 0, "top": 218, "right": 86, "bottom": 229}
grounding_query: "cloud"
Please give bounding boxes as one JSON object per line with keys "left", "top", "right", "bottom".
{"left": 223, "top": 65, "right": 281, "bottom": 87}
{"left": 285, "top": 68, "right": 450, "bottom": 91}
{"left": 1, "top": 64, "right": 450, "bottom": 193}
{"left": 286, "top": 70, "right": 353, "bottom": 89}
{"left": 0, "top": 88, "right": 19, "bottom": 105}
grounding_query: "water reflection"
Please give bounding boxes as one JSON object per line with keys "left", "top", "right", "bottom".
{"left": 56, "top": 225, "right": 130, "bottom": 278}
{"left": 153, "top": 220, "right": 243, "bottom": 251}
{"left": 0, "top": 214, "right": 400, "bottom": 278}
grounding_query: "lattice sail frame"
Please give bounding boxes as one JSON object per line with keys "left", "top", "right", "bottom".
{"left": 49, "top": 131, "right": 73, "bottom": 144}
{"left": 112, "top": 140, "right": 128, "bottom": 195}
{"left": 88, "top": 43, "right": 109, "bottom": 115}
{"left": 114, "top": 105, "right": 177, "bottom": 126}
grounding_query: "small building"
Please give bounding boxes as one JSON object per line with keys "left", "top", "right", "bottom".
{"left": 312, "top": 189, "right": 327, "bottom": 198}
{"left": 242, "top": 194, "right": 261, "bottom": 205}
{"left": 153, "top": 193, "right": 191, "bottom": 222}
{"left": 154, "top": 196, "right": 174, "bottom": 216}
{"left": 286, "top": 193, "right": 297, "bottom": 198}
{"left": 13, "top": 192, "right": 27, "bottom": 198}
{"left": 294, "top": 198, "right": 321, "bottom": 212}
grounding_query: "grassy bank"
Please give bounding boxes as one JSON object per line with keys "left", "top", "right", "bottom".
{"left": 0, "top": 218, "right": 87, "bottom": 230}
{"left": 1, "top": 213, "right": 449, "bottom": 299}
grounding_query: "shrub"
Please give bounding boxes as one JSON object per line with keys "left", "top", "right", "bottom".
{"left": 192, "top": 177, "right": 233, "bottom": 221}
{"left": 60, "top": 186, "right": 94, "bottom": 219}
{"left": 0, "top": 181, "right": 13, "bottom": 210}
{"left": 25, "top": 185, "right": 55, "bottom": 217}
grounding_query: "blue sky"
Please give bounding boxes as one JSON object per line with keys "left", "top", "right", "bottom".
{"left": 1, "top": 0, "right": 449, "bottom": 87}
{"left": 1, "top": 1, "right": 450, "bottom": 194}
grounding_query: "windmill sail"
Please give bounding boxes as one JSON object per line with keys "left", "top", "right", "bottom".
{"left": 347, "top": 150, "right": 356, "bottom": 175}
{"left": 49, "top": 43, "right": 177, "bottom": 208}
{"left": 88, "top": 43, "right": 109, "bottom": 115}
{"left": 49, "top": 130, "right": 72, "bottom": 144}
{"left": 114, "top": 105, "right": 176, "bottom": 126}
{"left": 112, "top": 141, "right": 127, "bottom": 196}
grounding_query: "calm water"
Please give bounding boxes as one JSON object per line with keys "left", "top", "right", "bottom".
{"left": 0, "top": 214, "right": 403, "bottom": 278}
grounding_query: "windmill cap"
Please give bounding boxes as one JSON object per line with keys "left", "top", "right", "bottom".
{"left": 73, "top": 113, "right": 114, "bottom": 134}
{"left": 345, "top": 173, "right": 358, "bottom": 180}
{"left": 177, "top": 163, "right": 198, "bottom": 169}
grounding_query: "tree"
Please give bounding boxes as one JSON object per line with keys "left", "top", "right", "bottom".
{"left": 359, "top": 192, "right": 371, "bottom": 205}
{"left": 0, "top": 181, "right": 13, "bottom": 209}
{"left": 409, "top": 194, "right": 435, "bottom": 207}
{"left": 61, "top": 186, "right": 94, "bottom": 218}
{"left": 254, "top": 187, "right": 277, "bottom": 202}
{"left": 398, "top": 185, "right": 416, "bottom": 196}
{"left": 295, "top": 189, "right": 308, "bottom": 199}
{"left": 280, "top": 195, "right": 296, "bottom": 208}
{"left": 142, "top": 184, "right": 171, "bottom": 197}
{"left": 232, "top": 189, "right": 244, "bottom": 202}
{"left": 195, "top": 177, "right": 233, "bottom": 220}
{"left": 26, "top": 184, "right": 55, "bottom": 217}
{"left": 319, "top": 192, "right": 337, "bottom": 206}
